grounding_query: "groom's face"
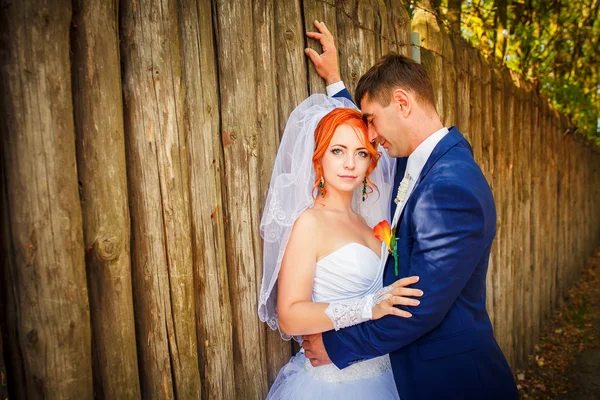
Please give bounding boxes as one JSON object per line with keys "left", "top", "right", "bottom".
{"left": 360, "top": 95, "right": 408, "bottom": 158}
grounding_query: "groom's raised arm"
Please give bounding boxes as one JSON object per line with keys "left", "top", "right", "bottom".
{"left": 322, "top": 177, "right": 490, "bottom": 368}
{"left": 305, "top": 21, "right": 353, "bottom": 103}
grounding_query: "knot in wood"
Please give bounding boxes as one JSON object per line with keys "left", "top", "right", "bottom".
{"left": 27, "top": 328, "right": 38, "bottom": 344}
{"left": 93, "top": 235, "right": 121, "bottom": 262}
{"left": 285, "top": 29, "right": 295, "bottom": 41}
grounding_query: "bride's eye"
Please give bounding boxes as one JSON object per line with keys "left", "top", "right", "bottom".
{"left": 331, "top": 148, "right": 343, "bottom": 155}
{"left": 357, "top": 150, "right": 369, "bottom": 158}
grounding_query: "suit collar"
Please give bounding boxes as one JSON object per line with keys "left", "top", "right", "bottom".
{"left": 415, "top": 126, "right": 468, "bottom": 183}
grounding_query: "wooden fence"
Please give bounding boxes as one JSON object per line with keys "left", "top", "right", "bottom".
{"left": 1, "top": 0, "right": 598, "bottom": 398}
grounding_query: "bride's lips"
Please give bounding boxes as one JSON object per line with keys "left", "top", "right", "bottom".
{"left": 338, "top": 175, "right": 358, "bottom": 181}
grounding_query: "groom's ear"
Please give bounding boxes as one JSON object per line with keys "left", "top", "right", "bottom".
{"left": 392, "top": 89, "right": 411, "bottom": 117}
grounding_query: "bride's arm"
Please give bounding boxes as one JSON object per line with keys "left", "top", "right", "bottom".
{"left": 277, "top": 212, "right": 421, "bottom": 336}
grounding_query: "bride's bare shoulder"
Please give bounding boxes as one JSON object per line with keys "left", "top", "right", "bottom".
{"left": 285, "top": 209, "right": 325, "bottom": 250}
{"left": 293, "top": 208, "right": 321, "bottom": 229}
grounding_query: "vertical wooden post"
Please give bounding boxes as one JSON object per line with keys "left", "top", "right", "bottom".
{"left": 480, "top": 60, "right": 495, "bottom": 325}
{"left": 385, "top": 0, "right": 412, "bottom": 57}
{"left": 529, "top": 87, "right": 542, "bottom": 351}
{"left": 71, "top": 1, "right": 141, "bottom": 397}
{"left": 120, "top": 0, "right": 201, "bottom": 397}
{"left": 336, "top": 0, "right": 377, "bottom": 95}
{"left": 454, "top": 39, "right": 471, "bottom": 143}
{"left": 253, "top": 0, "right": 292, "bottom": 389}
{"left": 0, "top": 156, "right": 26, "bottom": 399}
{"left": 512, "top": 74, "right": 525, "bottom": 367}
{"left": 520, "top": 81, "right": 533, "bottom": 358}
{"left": 177, "top": 0, "right": 235, "bottom": 397}
{"left": 490, "top": 64, "right": 509, "bottom": 361}
{"left": 214, "top": 0, "right": 269, "bottom": 397}
{"left": 0, "top": 1, "right": 93, "bottom": 397}
{"left": 412, "top": 4, "right": 445, "bottom": 120}
{"left": 502, "top": 67, "right": 516, "bottom": 369}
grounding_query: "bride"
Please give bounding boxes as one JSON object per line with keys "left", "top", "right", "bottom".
{"left": 259, "top": 95, "right": 422, "bottom": 399}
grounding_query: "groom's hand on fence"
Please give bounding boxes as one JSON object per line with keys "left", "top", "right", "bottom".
{"left": 302, "top": 333, "right": 332, "bottom": 367}
{"left": 305, "top": 20, "right": 341, "bottom": 86}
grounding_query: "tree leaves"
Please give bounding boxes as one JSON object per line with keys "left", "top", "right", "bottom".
{"left": 438, "top": 0, "right": 600, "bottom": 145}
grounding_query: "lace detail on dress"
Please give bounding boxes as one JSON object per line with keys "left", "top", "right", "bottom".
{"left": 324, "top": 297, "right": 372, "bottom": 331}
{"left": 324, "top": 285, "right": 394, "bottom": 331}
{"left": 304, "top": 355, "right": 392, "bottom": 383}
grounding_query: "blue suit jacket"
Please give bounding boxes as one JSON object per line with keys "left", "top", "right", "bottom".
{"left": 323, "top": 89, "right": 518, "bottom": 399}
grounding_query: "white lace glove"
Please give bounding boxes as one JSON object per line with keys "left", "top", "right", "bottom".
{"left": 324, "top": 285, "right": 394, "bottom": 331}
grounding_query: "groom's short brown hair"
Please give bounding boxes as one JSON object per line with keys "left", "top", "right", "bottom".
{"left": 355, "top": 53, "right": 436, "bottom": 109}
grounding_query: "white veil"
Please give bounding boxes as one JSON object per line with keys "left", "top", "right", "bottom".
{"left": 258, "top": 94, "right": 396, "bottom": 340}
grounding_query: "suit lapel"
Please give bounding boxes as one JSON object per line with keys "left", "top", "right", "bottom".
{"left": 391, "top": 127, "right": 469, "bottom": 233}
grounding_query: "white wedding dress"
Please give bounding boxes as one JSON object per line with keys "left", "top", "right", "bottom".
{"left": 266, "top": 242, "right": 400, "bottom": 399}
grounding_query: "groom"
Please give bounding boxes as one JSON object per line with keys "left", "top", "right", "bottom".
{"left": 302, "top": 21, "right": 518, "bottom": 399}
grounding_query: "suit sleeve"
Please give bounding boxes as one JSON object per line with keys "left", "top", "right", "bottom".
{"left": 332, "top": 87, "right": 353, "bottom": 103}
{"left": 322, "top": 179, "right": 489, "bottom": 368}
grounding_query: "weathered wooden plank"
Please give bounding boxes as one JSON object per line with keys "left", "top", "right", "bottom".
{"left": 214, "top": 0, "right": 269, "bottom": 397}
{"left": 543, "top": 99, "right": 555, "bottom": 322}
{"left": 478, "top": 59, "right": 496, "bottom": 328}
{"left": 530, "top": 87, "right": 543, "bottom": 350}
{"left": 412, "top": 4, "right": 445, "bottom": 120}
{"left": 468, "top": 48, "right": 483, "bottom": 170}
{"left": 520, "top": 80, "right": 534, "bottom": 358}
{"left": 0, "top": 328, "right": 6, "bottom": 400}
{"left": 502, "top": 67, "right": 516, "bottom": 369}
{"left": 454, "top": 38, "right": 471, "bottom": 143}
{"left": 120, "top": 0, "right": 201, "bottom": 397}
{"left": 511, "top": 73, "right": 525, "bottom": 367}
{"left": 384, "top": 0, "right": 412, "bottom": 57}
{"left": 336, "top": 0, "right": 378, "bottom": 96}
{"left": 490, "top": 63, "right": 508, "bottom": 359}
{"left": 275, "top": 0, "right": 309, "bottom": 135}
{"left": 0, "top": 145, "right": 27, "bottom": 399}
{"left": 177, "top": 0, "right": 235, "bottom": 397}
{"left": 441, "top": 32, "right": 457, "bottom": 128}
{"left": 0, "top": 0, "right": 93, "bottom": 397}
{"left": 253, "top": 0, "right": 292, "bottom": 389}
{"left": 71, "top": 1, "right": 141, "bottom": 397}
{"left": 374, "top": 0, "right": 389, "bottom": 60}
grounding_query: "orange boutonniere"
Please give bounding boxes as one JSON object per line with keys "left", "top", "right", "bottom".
{"left": 373, "top": 220, "right": 399, "bottom": 276}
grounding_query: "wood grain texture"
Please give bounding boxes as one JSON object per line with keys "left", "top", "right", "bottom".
{"left": 411, "top": 5, "right": 445, "bottom": 120}
{"left": 120, "top": 0, "right": 201, "bottom": 397}
{"left": 214, "top": 0, "right": 268, "bottom": 397}
{"left": 177, "top": 0, "right": 235, "bottom": 397}
{"left": 0, "top": 1, "right": 93, "bottom": 397}
{"left": 336, "top": 0, "right": 377, "bottom": 96}
{"left": 71, "top": 0, "right": 141, "bottom": 397}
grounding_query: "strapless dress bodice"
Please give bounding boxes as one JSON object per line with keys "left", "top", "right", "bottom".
{"left": 304, "top": 241, "right": 392, "bottom": 383}
{"left": 312, "top": 242, "right": 384, "bottom": 303}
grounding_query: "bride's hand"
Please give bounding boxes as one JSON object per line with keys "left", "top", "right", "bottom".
{"left": 371, "top": 276, "right": 423, "bottom": 320}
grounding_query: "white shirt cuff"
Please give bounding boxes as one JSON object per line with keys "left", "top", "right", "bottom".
{"left": 326, "top": 81, "right": 346, "bottom": 97}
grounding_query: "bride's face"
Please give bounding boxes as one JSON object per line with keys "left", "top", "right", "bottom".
{"left": 320, "top": 123, "right": 372, "bottom": 194}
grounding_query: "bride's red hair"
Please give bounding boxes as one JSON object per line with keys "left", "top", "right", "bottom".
{"left": 312, "top": 108, "right": 380, "bottom": 199}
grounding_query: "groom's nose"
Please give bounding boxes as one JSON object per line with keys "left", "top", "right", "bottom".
{"left": 367, "top": 125, "right": 378, "bottom": 143}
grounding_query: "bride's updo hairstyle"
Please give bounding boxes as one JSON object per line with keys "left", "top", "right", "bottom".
{"left": 312, "top": 108, "right": 380, "bottom": 199}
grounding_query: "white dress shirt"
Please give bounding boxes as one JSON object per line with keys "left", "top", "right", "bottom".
{"left": 391, "top": 127, "right": 449, "bottom": 227}
{"left": 326, "top": 81, "right": 346, "bottom": 97}
{"left": 404, "top": 127, "right": 449, "bottom": 197}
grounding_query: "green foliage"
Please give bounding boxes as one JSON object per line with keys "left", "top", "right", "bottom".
{"left": 438, "top": 0, "right": 600, "bottom": 146}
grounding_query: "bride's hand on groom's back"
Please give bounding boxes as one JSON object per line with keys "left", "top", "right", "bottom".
{"left": 372, "top": 276, "right": 423, "bottom": 320}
